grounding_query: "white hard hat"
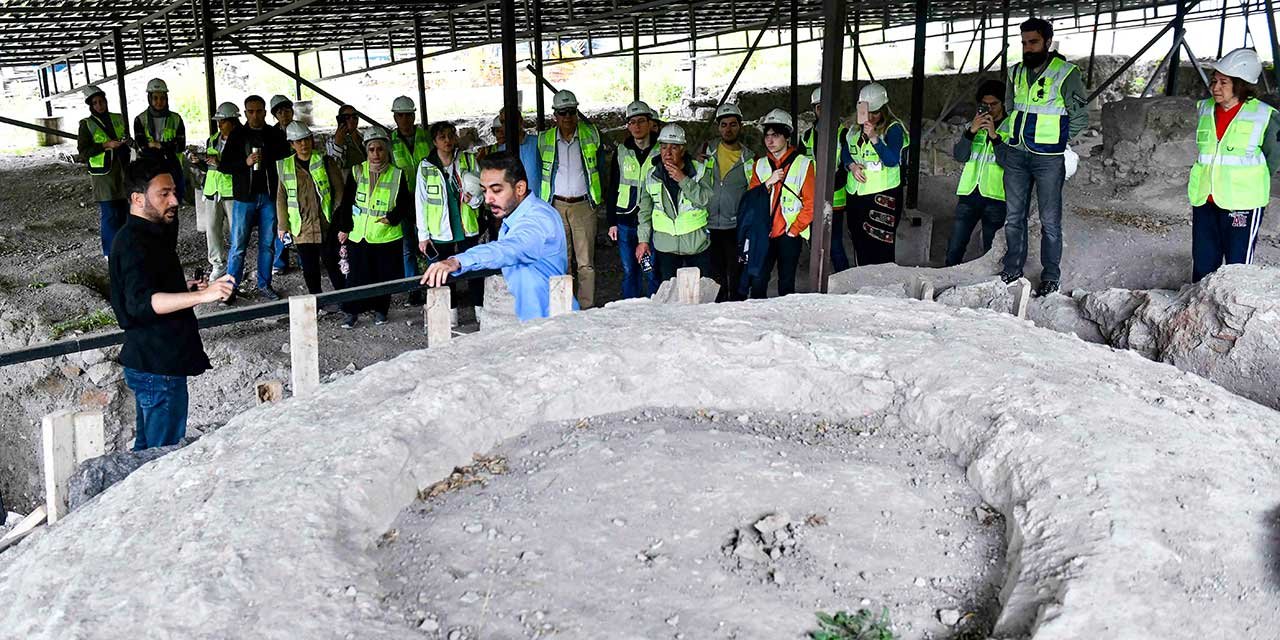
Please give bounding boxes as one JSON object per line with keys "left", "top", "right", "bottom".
{"left": 715, "top": 103, "right": 743, "bottom": 121}
{"left": 461, "top": 171, "right": 483, "bottom": 196}
{"left": 269, "top": 94, "right": 293, "bottom": 114}
{"left": 214, "top": 101, "right": 241, "bottom": 120}
{"left": 657, "top": 123, "right": 687, "bottom": 145}
{"left": 146, "top": 78, "right": 168, "bottom": 94}
{"left": 391, "top": 96, "right": 416, "bottom": 113}
{"left": 760, "top": 108, "right": 794, "bottom": 132}
{"left": 552, "top": 90, "right": 579, "bottom": 111}
{"left": 1212, "top": 48, "right": 1263, "bottom": 85}
{"left": 285, "top": 121, "right": 313, "bottom": 142}
{"left": 811, "top": 87, "right": 821, "bottom": 105}
{"left": 625, "top": 100, "right": 655, "bottom": 120}
{"left": 83, "top": 84, "right": 106, "bottom": 101}
{"left": 363, "top": 125, "right": 391, "bottom": 146}
{"left": 490, "top": 115, "right": 503, "bottom": 130}
{"left": 859, "top": 82, "right": 889, "bottom": 112}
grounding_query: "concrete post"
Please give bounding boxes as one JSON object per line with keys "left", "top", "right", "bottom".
{"left": 549, "top": 275, "right": 574, "bottom": 316}
{"left": 676, "top": 267, "right": 701, "bottom": 304}
{"left": 425, "top": 286, "right": 452, "bottom": 347}
{"left": 42, "top": 409, "right": 105, "bottom": 524}
{"left": 288, "top": 295, "right": 320, "bottom": 398}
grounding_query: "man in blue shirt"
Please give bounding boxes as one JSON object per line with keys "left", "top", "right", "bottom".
{"left": 420, "top": 152, "right": 569, "bottom": 321}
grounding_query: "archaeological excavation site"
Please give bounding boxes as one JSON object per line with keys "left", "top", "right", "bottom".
{"left": 1, "top": 0, "right": 1279, "bottom": 639}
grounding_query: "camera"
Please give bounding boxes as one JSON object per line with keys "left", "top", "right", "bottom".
{"left": 976, "top": 104, "right": 991, "bottom": 115}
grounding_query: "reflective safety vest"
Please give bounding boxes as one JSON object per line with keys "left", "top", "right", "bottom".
{"left": 81, "top": 113, "right": 126, "bottom": 176}
{"left": 391, "top": 127, "right": 432, "bottom": 192}
{"left": 277, "top": 154, "right": 333, "bottom": 236}
{"left": 645, "top": 162, "right": 709, "bottom": 237}
{"left": 1188, "top": 98, "right": 1276, "bottom": 211}
{"left": 419, "top": 151, "right": 481, "bottom": 242}
{"left": 998, "top": 56, "right": 1077, "bottom": 155}
{"left": 614, "top": 143, "right": 654, "bottom": 214}
{"left": 802, "top": 125, "right": 848, "bottom": 208}
{"left": 702, "top": 140, "right": 754, "bottom": 184}
{"left": 140, "top": 113, "right": 181, "bottom": 143}
{"left": 538, "top": 123, "right": 603, "bottom": 205}
{"left": 955, "top": 130, "right": 1006, "bottom": 201}
{"left": 844, "top": 121, "right": 909, "bottom": 196}
{"left": 753, "top": 153, "right": 814, "bottom": 240}
{"left": 349, "top": 162, "right": 405, "bottom": 244}
{"left": 202, "top": 133, "right": 234, "bottom": 199}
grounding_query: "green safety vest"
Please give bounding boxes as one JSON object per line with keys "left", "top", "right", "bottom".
{"left": 391, "top": 127, "right": 432, "bottom": 192}
{"left": 955, "top": 130, "right": 1006, "bottom": 201}
{"left": 802, "top": 125, "right": 848, "bottom": 208}
{"left": 140, "top": 113, "right": 181, "bottom": 143}
{"left": 613, "top": 143, "right": 654, "bottom": 214}
{"left": 81, "top": 113, "right": 126, "bottom": 176}
{"left": 349, "top": 162, "right": 405, "bottom": 244}
{"left": 202, "top": 133, "right": 234, "bottom": 199}
{"left": 998, "top": 56, "right": 1077, "bottom": 155}
{"left": 753, "top": 153, "right": 814, "bottom": 240}
{"left": 645, "top": 162, "right": 709, "bottom": 237}
{"left": 538, "top": 123, "right": 603, "bottom": 205}
{"left": 1188, "top": 98, "right": 1276, "bottom": 211}
{"left": 844, "top": 121, "right": 909, "bottom": 196}
{"left": 277, "top": 154, "right": 333, "bottom": 236}
{"left": 702, "top": 140, "right": 754, "bottom": 185}
{"left": 419, "top": 151, "right": 480, "bottom": 242}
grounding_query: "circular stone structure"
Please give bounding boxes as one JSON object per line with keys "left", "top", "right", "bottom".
{"left": 0, "top": 295, "right": 1277, "bottom": 639}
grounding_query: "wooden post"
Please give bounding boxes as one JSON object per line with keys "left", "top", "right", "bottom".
{"left": 288, "top": 296, "right": 320, "bottom": 398}
{"left": 424, "top": 286, "right": 452, "bottom": 347}
{"left": 1009, "top": 277, "right": 1032, "bottom": 319}
{"left": 549, "top": 275, "right": 574, "bottom": 316}
{"left": 42, "top": 409, "right": 105, "bottom": 524}
{"left": 676, "top": 267, "right": 701, "bottom": 304}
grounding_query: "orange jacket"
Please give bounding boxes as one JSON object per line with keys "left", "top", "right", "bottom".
{"left": 748, "top": 146, "right": 815, "bottom": 238}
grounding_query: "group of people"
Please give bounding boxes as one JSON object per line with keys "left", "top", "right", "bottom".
{"left": 84, "top": 14, "right": 1279, "bottom": 453}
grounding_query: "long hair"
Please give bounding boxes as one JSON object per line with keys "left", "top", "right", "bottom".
{"left": 1231, "top": 77, "right": 1258, "bottom": 103}
{"left": 870, "top": 105, "right": 902, "bottom": 139}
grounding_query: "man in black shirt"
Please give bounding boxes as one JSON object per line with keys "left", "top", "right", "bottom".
{"left": 109, "top": 159, "right": 234, "bottom": 450}
{"left": 220, "top": 94, "right": 289, "bottom": 303}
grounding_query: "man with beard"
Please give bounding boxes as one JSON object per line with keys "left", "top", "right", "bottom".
{"left": 109, "top": 159, "right": 234, "bottom": 450}
{"left": 420, "top": 152, "right": 569, "bottom": 321}
{"left": 701, "top": 103, "right": 755, "bottom": 301}
{"left": 994, "top": 17, "right": 1089, "bottom": 297}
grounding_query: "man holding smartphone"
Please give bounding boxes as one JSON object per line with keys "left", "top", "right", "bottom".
{"left": 326, "top": 105, "right": 366, "bottom": 170}
{"left": 946, "top": 80, "right": 1008, "bottom": 266}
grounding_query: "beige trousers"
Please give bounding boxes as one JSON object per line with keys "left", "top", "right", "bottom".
{"left": 553, "top": 198, "right": 597, "bottom": 309}
{"left": 196, "top": 197, "right": 232, "bottom": 279}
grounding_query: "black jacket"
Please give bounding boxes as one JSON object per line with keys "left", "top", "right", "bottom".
{"left": 736, "top": 186, "right": 772, "bottom": 295}
{"left": 220, "top": 124, "right": 289, "bottom": 203}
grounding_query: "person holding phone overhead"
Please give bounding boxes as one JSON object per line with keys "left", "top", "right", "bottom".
{"left": 946, "top": 80, "right": 1008, "bottom": 266}
{"left": 843, "top": 82, "right": 910, "bottom": 266}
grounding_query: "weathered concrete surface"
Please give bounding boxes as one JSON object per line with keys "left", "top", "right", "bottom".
{"left": 0, "top": 295, "right": 1277, "bottom": 639}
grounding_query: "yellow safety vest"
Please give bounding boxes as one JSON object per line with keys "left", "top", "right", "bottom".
{"left": 802, "top": 125, "right": 848, "bottom": 208}
{"left": 614, "top": 143, "right": 654, "bottom": 214}
{"left": 349, "top": 162, "right": 405, "bottom": 244}
{"left": 81, "top": 113, "right": 126, "bottom": 176}
{"left": 202, "top": 133, "right": 234, "bottom": 199}
{"left": 419, "top": 151, "right": 481, "bottom": 242}
{"left": 1188, "top": 98, "right": 1276, "bottom": 211}
{"left": 844, "top": 121, "right": 910, "bottom": 196}
{"left": 391, "top": 128, "right": 432, "bottom": 192}
{"left": 139, "top": 113, "right": 181, "bottom": 143}
{"left": 955, "top": 130, "right": 1006, "bottom": 201}
{"left": 753, "top": 154, "right": 814, "bottom": 240}
{"left": 277, "top": 154, "right": 333, "bottom": 236}
{"left": 998, "top": 56, "right": 1077, "bottom": 155}
{"left": 538, "top": 123, "right": 603, "bottom": 205}
{"left": 645, "top": 162, "right": 709, "bottom": 237}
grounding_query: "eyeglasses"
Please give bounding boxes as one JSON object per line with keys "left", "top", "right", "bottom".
{"left": 554, "top": 109, "right": 575, "bottom": 117}
{"left": 626, "top": 117, "right": 649, "bottom": 126}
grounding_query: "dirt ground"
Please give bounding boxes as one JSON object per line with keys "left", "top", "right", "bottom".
{"left": 374, "top": 407, "right": 1006, "bottom": 640}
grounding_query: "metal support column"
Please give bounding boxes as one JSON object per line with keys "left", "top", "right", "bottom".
{"left": 112, "top": 27, "right": 130, "bottom": 130}
{"left": 534, "top": 0, "right": 546, "bottom": 130}
{"left": 979, "top": 12, "right": 987, "bottom": 77}
{"left": 293, "top": 52, "right": 303, "bottom": 100}
{"left": 500, "top": 0, "right": 521, "bottom": 154}
{"left": 852, "top": 10, "right": 860, "bottom": 88}
{"left": 1000, "top": 0, "right": 1010, "bottom": 82}
{"left": 1216, "top": 0, "right": 1228, "bottom": 58}
{"left": 689, "top": 4, "right": 697, "bottom": 97}
{"left": 1165, "top": 0, "right": 1186, "bottom": 95}
{"left": 717, "top": 10, "right": 778, "bottom": 109}
{"left": 1087, "top": 0, "right": 1101, "bottom": 87}
{"left": 413, "top": 15, "right": 428, "bottom": 126}
{"left": 789, "top": 0, "right": 799, "bottom": 121}
{"left": 633, "top": 17, "right": 641, "bottom": 101}
{"left": 40, "top": 68, "right": 53, "bottom": 117}
{"left": 201, "top": 0, "right": 217, "bottom": 136}
{"left": 809, "top": 0, "right": 849, "bottom": 294}
{"left": 1266, "top": 0, "right": 1280, "bottom": 90}
{"left": 907, "top": 0, "right": 928, "bottom": 210}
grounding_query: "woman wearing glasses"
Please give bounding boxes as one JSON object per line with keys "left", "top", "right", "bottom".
{"left": 843, "top": 82, "right": 910, "bottom": 266}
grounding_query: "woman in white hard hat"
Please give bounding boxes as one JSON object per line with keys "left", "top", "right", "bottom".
{"left": 747, "top": 108, "right": 815, "bottom": 298}
{"left": 275, "top": 122, "right": 346, "bottom": 298}
{"left": 133, "top": 78, "right": 187, "bottom": 203}
{"left": 842, "top": 82, "right": 910, "bottom": 265}
{"left": 636, "top": 123, "right": 716, "bottom": 285}
{"left": 416, "top": 121, "right": 483, "bottom": 307}
{"left": 1188, "top": 47, "right": 1280, "bottom": 282}
{"left": 76, "top": 84, "right": 132, "bottom": 257}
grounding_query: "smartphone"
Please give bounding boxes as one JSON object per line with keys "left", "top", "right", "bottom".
{"left": 976, "top": 104, "right": 991, "bottom": 115}
{"left": 856, "top": 101, "right": 869, "bottom": 125}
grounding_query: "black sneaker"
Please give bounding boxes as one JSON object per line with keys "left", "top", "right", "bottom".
{"left": 341, "top": 314, "right": 357, "bottom": 329}
{"left": 374, "top": 311, "right": 388, "bottom": 325}
{"left": 998, "top": 271, "right": 1023, "bottom": 284}
{"left": 1034, "top": 280, "right": 1060, "bottom": 297}
{"left": 405, "top": 291, "right": 425, "bottom": 307}
{"left": 259, "top": 286, "right": 282, "bottom": 301}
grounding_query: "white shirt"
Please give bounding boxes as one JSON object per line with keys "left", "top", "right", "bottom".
{"left": 553, "top": 131, "right": 589, "bottom": 198}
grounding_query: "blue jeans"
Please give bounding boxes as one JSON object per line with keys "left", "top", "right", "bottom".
{"left": 1191, "top": 202, "right": 1265, "bottom": 282}
{"left": 401, "top": 217, "right": 421, "bottom": 278}
{"left": 830, "top": 208, "right": 852, "bottom": 273}
{"left": 273, "top": 235, "right": 289, "bottom": 272}
{"left": 999, "top": 145, "right": 1065, "bottom": 281}
{"left": 98, "top": 199, "right": 127, "bottom": 256}
{"left": 124, "top": 367, "right": 189, "bottom": 451}
{"left": 616, "top": 224, "right": 658, "bottom": 299}
{"left": 228, "top": 193, "right": 278, "bottom": 289}
{"left": 946, "top": 193, "right": 1007, "bottom": 266}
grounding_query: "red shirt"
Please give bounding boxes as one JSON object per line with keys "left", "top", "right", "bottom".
{"left": 1208, "top": 101, "right": 1245, "bottom": 205}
